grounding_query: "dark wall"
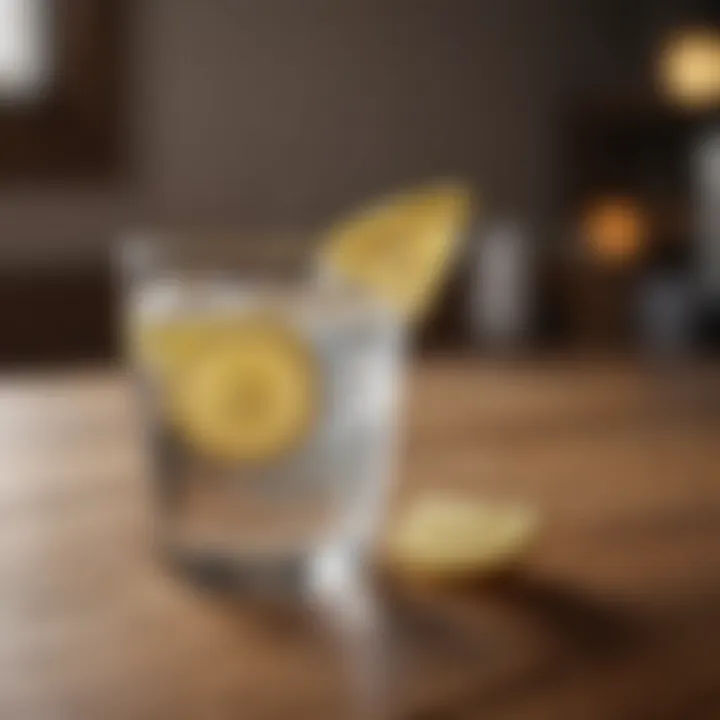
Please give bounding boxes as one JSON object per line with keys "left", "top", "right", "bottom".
{"left": 1, "top": 1, "right": 697, "bottom": 266}
{"left": 139, "top": 0, "right": 562, "bottom": 236}
{"left": 0, "top": 0, "right": 569, "bottom": 265}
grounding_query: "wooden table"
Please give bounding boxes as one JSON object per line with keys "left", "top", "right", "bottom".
{"left": 1, "top": 360, "right": 719, "bottom": 719}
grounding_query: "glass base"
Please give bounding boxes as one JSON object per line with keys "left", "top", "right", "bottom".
{"left": 159, "top": 530, "right": 366, "bottom": 605}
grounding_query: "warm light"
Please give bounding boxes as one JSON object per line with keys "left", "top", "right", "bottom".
{"left": 582, "top": 197, "right": 647, "bottom": 264}
{"left": 659, "top": 27, "right": 720, "bottom": 110}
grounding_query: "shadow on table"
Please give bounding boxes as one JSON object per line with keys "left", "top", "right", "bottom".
{"left": 165, "top": 551, "right": 647, "bottom": 718}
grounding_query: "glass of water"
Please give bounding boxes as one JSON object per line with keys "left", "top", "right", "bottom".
{"left": 121, "top": 233, "right": 404, "bottom": 595}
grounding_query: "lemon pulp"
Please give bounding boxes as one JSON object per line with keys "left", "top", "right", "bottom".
{"left": 139, "top": 316, "right": 319, "bottom": 464}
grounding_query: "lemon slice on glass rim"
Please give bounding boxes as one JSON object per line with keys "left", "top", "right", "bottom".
{"left": 140, "top": 316, "right": 320, "bottom": 464}
{"left": 320, "top": 181, "right": 474, "bottom": 320}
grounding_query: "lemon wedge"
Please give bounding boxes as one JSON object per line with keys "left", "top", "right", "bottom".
{"left": 386, "top": 494, "right": 539, "bottom": 583}
{"left": 321, "top": 182, "right": 473, "bottom": 319}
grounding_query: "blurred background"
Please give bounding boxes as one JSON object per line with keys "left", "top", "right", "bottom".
{"left": 0, "top": 0, "right": 719, "bottom": 367}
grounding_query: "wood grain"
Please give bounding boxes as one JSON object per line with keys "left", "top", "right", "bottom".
{"left": 0, "top": 361, "right": 718, "bottom": 719}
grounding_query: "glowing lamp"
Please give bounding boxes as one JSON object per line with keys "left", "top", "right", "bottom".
{"left": 582, "top": 197, "right": 647, "bottom": 265}
{"left": 659, "top": 27, "right": 720, "bottom": 110}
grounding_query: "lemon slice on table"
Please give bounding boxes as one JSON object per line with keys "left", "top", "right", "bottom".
{"left": 159, "top": 318, "right": 319, "bottom": 464}
{"left": 386, "top": 494, "right": 540, "bottom": 583}
{"left": 321, "top": 182, "right": 474, "bottom": 320}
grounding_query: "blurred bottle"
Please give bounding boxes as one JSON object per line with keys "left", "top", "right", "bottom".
{"left": 636, "top": 210, "right": 696, "bottom": 359}
{"left": 468, "top": 220, "right": 534, "bottom": 352}
{"left": 637, "top": 272, "right": 696, "bottom": 359}
{"left": 693, "top": 124, "right": 720, "bottom": 349}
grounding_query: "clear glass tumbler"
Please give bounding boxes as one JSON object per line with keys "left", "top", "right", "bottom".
{"left": 121, "top": 233, "right": 404, "bottom": 595}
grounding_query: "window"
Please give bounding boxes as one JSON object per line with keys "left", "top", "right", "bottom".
{"left": 0, "top": 0, "right": 126, "bottom": 182}
{"left": 0, "top": 0, "right": 50, "bottom": 102}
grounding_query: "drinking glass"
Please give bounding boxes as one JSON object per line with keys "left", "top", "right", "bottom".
{"left": 120, "top": 233, "right": 404, "bottom": 595}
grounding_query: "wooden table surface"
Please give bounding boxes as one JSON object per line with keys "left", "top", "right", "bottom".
{"left": 1, "top": 360, "right": 719, "bottom": 719}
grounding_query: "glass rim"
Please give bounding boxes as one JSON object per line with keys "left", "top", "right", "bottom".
{"left": 117, "top": 228, "right": 324, "bottom": 282}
